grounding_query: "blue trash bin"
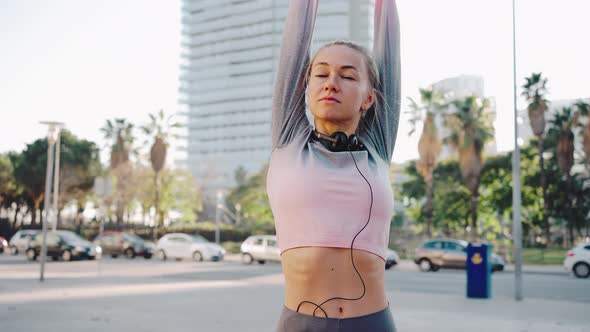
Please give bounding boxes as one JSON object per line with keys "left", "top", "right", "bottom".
{"left": 466, "top": 242, "right": 491, "bottom": 299}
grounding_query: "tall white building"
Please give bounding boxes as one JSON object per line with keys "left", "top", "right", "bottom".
{"left": 179, "top": 0, "right": 376, "bottom": 198}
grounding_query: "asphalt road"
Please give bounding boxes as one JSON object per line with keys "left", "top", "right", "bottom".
{"left": 0, "top": 254, "right": 588, "bottom": 332}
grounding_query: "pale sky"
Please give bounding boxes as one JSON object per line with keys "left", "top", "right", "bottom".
{"left": 1, "top": 0, "right": 589, "bottom": 165}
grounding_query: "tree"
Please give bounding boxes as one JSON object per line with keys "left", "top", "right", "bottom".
{"left": 547, "top": 107, "right": 577, "bottom": 246}
{"left": 226, "top": 164, "right": 274, "bottom": 232}
{"left": 0, "top": 154, "right": 17, "bottom": 208}
{"left": 445, "top": 96, "right": 495, "bottom": 240}
{"left": 521, "top": 72, "right": 551, "bottom": 244}
{"left": 406, "top": 87, "right": 446, "bottom": 237}
{"left": 101, "top": 118, "right": 136, "bottom": 224}
{"left": 141, "top": 109, "right": 181, "bottom": 238}
{"left": 55, "top": 130, "right": 101, "bottom": 229}
{"left": 574, "top": 100, "right": 590, "bottom": 170}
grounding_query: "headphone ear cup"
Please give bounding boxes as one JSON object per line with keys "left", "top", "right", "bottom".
{"left": 330, "top": 132, "right": 349, "bottom": 152}
{"left": 349, "top": 135, "right": 359, "bottom": 150}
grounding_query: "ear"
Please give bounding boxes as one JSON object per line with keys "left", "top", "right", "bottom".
{"left": 361, "top": 89, "right": 376, "bottom": 112}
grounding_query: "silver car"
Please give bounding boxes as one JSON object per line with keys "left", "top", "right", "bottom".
{"left": 156, "top": 233, "right": 225, "bottom": 262}
{"left": 8, "top": 230, "right": 40, "bottom": 255}
{"left": 240, "top": 235, "right": 280, "bottom": 265}
{"left": 414, "top": 239, "right": 505, "bottom": 272}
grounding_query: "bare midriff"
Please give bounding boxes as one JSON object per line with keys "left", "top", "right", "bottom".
{"left": 281, "top": 246, "right": 387, "bottom": 319}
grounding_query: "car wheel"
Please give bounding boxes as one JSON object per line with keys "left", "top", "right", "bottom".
{"left": 257, "top": 260, "right": 266, "bottom": 265}
{"left": 157, "top": 250, "right": 167, "bottom": 261}
{"left": 418, "top": 258, "right": 433, "bottom": 272}
{"left": 26, "top": 248, "right": 37, "bottom": 261}
{"left": 10, "top": 245, "right": 18, "bottom": 255}
{"left": 61, "top": 250, "right": 72, "bottom": 262}
{"left": 385, "top": 262, "right": 394, "bottom": 270}
{"left": 125, "top": 248, "right": 136, "bottom": 259}
{"left": 242, "top": 253, "right": 254, "bottom": 265}
{"left": 192, "top": 251, "right": 203, "bottom": 262}
{"left": 51, "top": 256, "right": 59, "bottom": 261}
{"left": 573, "top": 262, "right": 590, "bottom": 278}
{"left": 431, "top": 265, "right": 440, "bottom": 272}
{"left": 144, "top": 254, "right": 152, "bottom": 259}
{"left": 111, "top": 254, "right": 118, "bottom": 258}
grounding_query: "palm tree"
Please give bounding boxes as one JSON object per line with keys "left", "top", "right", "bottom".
{"left": 141, "top": 109, "right": 181, "bottom": 237}
{"left": 100, "top": 118, "right": 135, "bottom": 224}
{"left": 548, "top": 107, "right": 577, "bottom": 246}
{"left": 574, "top": 100, "right": 590, "bottom": 170}
{"left": 445, "top": 96, "right": 495, "bottom": 241}
{"left": 100, "top": 119, "right": 135, "bottom": 169}
{"left": 407, "top": 87, "right": 446, "bottom": 237}
{"left": 521, "top": 73, "right": 551, "bottom": 244}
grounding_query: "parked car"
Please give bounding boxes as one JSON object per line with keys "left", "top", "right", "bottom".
{"left": 93, "top": 232, "right": 152, "bottom": 259}
{"left": 240, "top": 235, "right": 280, "bottom": 264}
{"left": 414, "top": 239, "right": 505, "bottom": 272}
{"left": 0, "top": 236, "right": 8, "bottom": 253}
{"left": 26, "top": 230, "right": 97, "bottom": 261}
{"left": 156, "top": 233, "right": 225, "bottom": 262}
{"left": 385, "top": 248, "right": 399, "bottom": 270}
{"left": 8, "top": 230, "right": 40, "bottom": 255}
{"left": 564, "top": 241, "right": 590, "bottom": 278}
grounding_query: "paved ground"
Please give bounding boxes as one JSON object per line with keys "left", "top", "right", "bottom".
{"left": 0, "top": 254, "right": 587, "bottom": 331}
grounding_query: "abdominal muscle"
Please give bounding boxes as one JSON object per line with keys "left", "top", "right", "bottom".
{"left": 281, "top": 246, "right": 387, "bottom": 318}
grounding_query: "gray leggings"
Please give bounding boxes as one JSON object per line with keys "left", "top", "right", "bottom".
{"left": 276, "top": 305, "right": 396, "bottom": 332}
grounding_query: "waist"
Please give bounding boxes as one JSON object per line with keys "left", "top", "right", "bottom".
{"left": 281, "top": 246, "right": 387, "bottom": 318}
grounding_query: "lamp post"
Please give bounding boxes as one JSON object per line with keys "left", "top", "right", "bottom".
{"left": 215, "top": 191, "right": 222, "bottom": 245}
{"left": 511, "top": 0, "right": 523, "bottom": 301}
{"left": 39, "top": 121, "right": 63, "bottom": 282}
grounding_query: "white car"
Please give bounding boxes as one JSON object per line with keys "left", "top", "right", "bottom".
{"left": 564, "top": 241, "right": 590, "bottom": 278}
{"left": 156, "top": 233, "right": 225, "bottom": 262}
{"left": 240, "top": 235, "right": 281, "bottom": 264}
{"left": 8, "top": 230, "right": 39, "bottom": 255}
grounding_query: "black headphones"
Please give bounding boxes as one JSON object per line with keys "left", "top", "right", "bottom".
{"left": 311, "top": 129, "right": 365, "bottom": 152}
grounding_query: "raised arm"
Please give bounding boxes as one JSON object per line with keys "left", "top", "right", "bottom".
{"left": 271, "top": 0, "right": 319, "bottom": 149}
{"left": 362, "top": 0, "right": 401, "bottom": 162}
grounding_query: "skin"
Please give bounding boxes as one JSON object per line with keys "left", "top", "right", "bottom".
{"left": 308, "top": 45, "right": 376, "bottom": 137}
{"left": 281, "top": 45, "right": 387, "bottom": 318}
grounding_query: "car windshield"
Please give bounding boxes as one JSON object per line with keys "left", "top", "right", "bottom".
{"left": 58, "top": 232, "right": 86, "bottom": 244}
{"left": 191, "top": 235, "right": 209, "bottom": 243}
{"left": 123, "top": 234, "right": 144, "bottom": 243}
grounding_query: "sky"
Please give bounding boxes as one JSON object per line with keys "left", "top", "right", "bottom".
{"left": 0, "top": 0, "right": 589, "bottom": 165}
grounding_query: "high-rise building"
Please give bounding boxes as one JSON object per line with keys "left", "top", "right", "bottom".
{"left": 178, "top": 0, "right": 376, "bottom": 199}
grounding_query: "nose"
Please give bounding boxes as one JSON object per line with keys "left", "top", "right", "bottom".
{"left": 323, "top": 74, "right": 339, "bottom": 92}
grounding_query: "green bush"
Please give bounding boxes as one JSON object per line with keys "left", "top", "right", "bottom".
{"left": 222, "top": 241, "right": 242, "bottom": 254}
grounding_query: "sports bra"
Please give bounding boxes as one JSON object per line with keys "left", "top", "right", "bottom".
{"left": 266, "top": 0, "right": 400, "bottom": 260}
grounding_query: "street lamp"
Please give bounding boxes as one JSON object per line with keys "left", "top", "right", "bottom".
{"left": 39, "top": 121, "right": 63, "bottom": 282}
{"left": 215, "top": 191, "right": 222, "bottom": 245}
{"left": 511, "top": 0, "right": 523, "bottom": 301}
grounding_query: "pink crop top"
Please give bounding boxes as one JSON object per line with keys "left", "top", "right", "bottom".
{"left": 266, "top": 0, "right": 400, "bottom": 261}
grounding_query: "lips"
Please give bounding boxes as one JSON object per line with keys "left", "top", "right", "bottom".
{"left": 319, "top": 96, "right": 340, "bottom": 103}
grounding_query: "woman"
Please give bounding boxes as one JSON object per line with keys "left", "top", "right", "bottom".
{"left": 267, "top": 0, "right": 400, "bottom": 331}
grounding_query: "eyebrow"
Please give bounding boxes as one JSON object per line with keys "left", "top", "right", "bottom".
{"left": 314, "top": 62, "right": 359, "bottom": 72}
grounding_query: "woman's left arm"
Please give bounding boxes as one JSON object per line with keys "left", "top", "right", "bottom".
{"left": 362, "top": 0, "right": 401, "bottom": 163}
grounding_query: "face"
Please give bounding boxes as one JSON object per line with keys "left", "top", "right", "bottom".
{"left": 308, "top": 45, "right": 375, "bottom": 128}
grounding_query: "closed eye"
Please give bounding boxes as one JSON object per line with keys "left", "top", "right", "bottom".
{"left": 315, "top": 74, "right": 328, "bottom": 78}
{"left": 342, "top": 76, "right": 355, "bottom": 80}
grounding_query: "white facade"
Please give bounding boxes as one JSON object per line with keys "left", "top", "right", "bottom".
{"left": 179, "top": 0, "right": 375, "bottom": 196}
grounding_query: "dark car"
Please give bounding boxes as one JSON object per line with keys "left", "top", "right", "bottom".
{"left": 414, "top": 239, "right": 505, "bottom": 272}
{"left": 93, "top": 232, "right": 152, "bottom": 259}
{"left": 26, "top": 230, "right": 97, "bottom": 261}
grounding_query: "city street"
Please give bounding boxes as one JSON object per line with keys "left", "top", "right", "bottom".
{"left": 0, "top": 254, "right": 588, "bottom": 331}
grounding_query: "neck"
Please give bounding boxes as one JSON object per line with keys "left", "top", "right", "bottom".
{"left": 314, "top": 119, "right": 358, "bottom": 137}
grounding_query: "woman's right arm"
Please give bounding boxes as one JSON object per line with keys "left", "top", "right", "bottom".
{"left": 271, "top": 0, "right": 319, "bottom": 149}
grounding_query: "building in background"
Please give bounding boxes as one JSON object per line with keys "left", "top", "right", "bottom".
{"left": 178, "top": 0, "right": 376, "bottom": 204}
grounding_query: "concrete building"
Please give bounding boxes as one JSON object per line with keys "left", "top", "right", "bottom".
{"left": 178, "top": 0, "right": 376, "bottom": 200}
